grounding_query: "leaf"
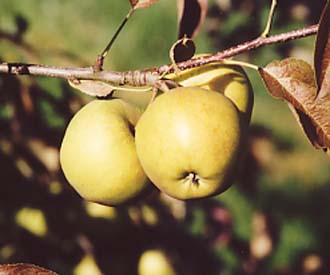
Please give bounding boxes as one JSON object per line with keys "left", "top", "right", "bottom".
{"left": 68, "top": 79, "right": 114, "bottom": 97}
{"left": 68, "top": 79, "right": 152, "bottom": 100}
{"left": 129, "top": 0, "right": 139, "bottom": 6}
{"left": 129, "top": 0, "right": 159, "bottom": 10}
{"left": 259, "top": 58, "right": 330, "bottom": 152}
{"left": 177, "top": 0, "right": 208, "bottom": 38}
{"left": 0, "top": 263, "right": 58, "bottom": 275}
{"left": 314, "top": 0, "right": 330, "bottom": 90}
{"left": 315, "top": 0, "right": 330, "bottom": 121}
{"left": 169, "top": 36, "right": 196, "bottom": 64}
{"left": 318, "top": 59, "right": 330, "bottom": 100}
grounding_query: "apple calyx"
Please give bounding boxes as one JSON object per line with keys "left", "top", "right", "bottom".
{"left": 184, "top": 172, "right": 200, "bottom": 186}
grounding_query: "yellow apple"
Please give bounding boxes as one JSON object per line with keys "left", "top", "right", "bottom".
{"left": 15, "top": 207, "right": 48, "bottom": 237}
{"left": 138, "top": 249, "right": 176, "bottom": 275}
{"left": 166, "top": 62, "right": 253, "bottom": 126}
{"left": 135, "top": 87, "right": 242, "bottom": 200}
{"left": 60, "top": 99, "right": 149, "bottom": 206}
{"left": 84, "top": 201, "right": 117, "bottom": 219}
{"left": 74, "top": 254, "right": 102, "bottom": 275}
{"left": 165, "top": 62, "right": 254, "bottom": 189}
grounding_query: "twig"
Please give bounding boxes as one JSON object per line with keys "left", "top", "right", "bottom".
{"left": 162, "top": 24, "right": 319, "bottom": 73}
{"left": 261, "top": 0, "right": 277, "bottom": 38}
{"left": 0, "top": 24, "right": 319, "bottom": 90}
{"left": 94, "top": 8, "right": 135, "bottom": 71}
{"left": 0, "top": 63, "right": 160, "bottom": 87}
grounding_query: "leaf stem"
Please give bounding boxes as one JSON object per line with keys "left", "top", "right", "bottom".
{"left": 94, "top": 8, "right": 135, "bottom": 71}
{"left": 261, "top": 0, "right": 277, "bottom": 38}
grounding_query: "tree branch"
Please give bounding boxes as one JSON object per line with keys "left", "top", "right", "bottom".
{"left": 0, "top": 63, "right": 163, "bottom": 90}
{"left": 166, "top": 24, "right": 319, "bottom": 72}
{"left": 0, "top": 24, "right": 318, "bottom": 90}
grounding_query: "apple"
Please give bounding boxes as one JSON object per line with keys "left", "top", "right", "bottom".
{"left": 74, "top": 255, "right": 103, "bottom": 275}
{"left": 156, "top": 62, "right": 254, "bottom": 197}
{"left": 60, "top": 99, "right": 149, "bottom": 206}
{"left": 138, "top": 249, "right": 176, "bottom": 275}
{"left": 135, "top": 87, "right": 242, "bottom": 200}
{"left": 202, "top": 64, "right": 253, "bottom": 126}
{"left": 15, "top": 207, "right": 48, "bottom": 237}
{"left": 166, "top": 62, "right": 253, "bottom": 126}
{"left": 84, "top": 201, "right": 117, "bottom": 219}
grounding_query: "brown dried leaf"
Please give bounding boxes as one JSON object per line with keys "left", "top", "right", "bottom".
{"left": 130, "top": 0, "right": 159, "bottom": 9}
{"left": 314, "top": 0, "right": 330, "bottom": 89}
{"left": 68, "top": 79, "right": 114, "bottom": 97}
{"left": 0, "top": 263, "right": 58, "bottom": 275}
{"left": 317, "top": 62, "right": 330, "bottom": 106}
{"left": 312, "top": 90, "right": 330, "bottom": 151}
{"left": 315, "top": 1, "right": 330, "bottom": 112}
{"left": 129, "top": 0, "right": 139, "bottom": 6}
{"left": 169, "top": 36, "right": 196, "bottom": 64}
{"left": 259, "top": 58, "right": 330, "bottom": 152}
{"left": 177, "top": 0, "right": 208, "bottom": 38}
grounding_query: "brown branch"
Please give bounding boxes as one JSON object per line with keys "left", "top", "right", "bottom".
{"left": 0, "top": 63, "right": 160, "bottom": 87}
{"left": 160, "top": 24, "right": 319, "bottom": 72}
{"left": 0, "top": 24, "right": 319, "bottom": 91}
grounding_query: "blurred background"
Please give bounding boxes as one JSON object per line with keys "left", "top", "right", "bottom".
{"left": 0, "top": 0, "right": 329, "bottom": 274}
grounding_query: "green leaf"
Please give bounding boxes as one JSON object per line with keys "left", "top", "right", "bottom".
{"left": 270, "top": 219, "right": 316, "bottom": 269}
{"left": 217, "top": 186, "right": 253, "bottom": 241}
{"left": 259, "top": 58, "right": 330, "bottom": 153}
{"left": 189, "top": 208, "right": 206, "bottom": 236}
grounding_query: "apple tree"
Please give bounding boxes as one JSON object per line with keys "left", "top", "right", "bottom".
{"left": 0, "top": 0, "right": 329, "bottom": 274}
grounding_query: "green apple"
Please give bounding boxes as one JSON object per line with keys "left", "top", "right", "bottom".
{"left": 138, "top": 249, "right": 176, "bottom": 275}
{"left": 202, "top": 64, "right": 253, "bottom": 126}
{"left": 60, "top": 99, "right": 149, "bottom": 206}
{"left": 166, "top": 62, "right": 254, "bottom": 184}
{"left": 135, "top": 87, "right": 242, "bottom": 200}
{"left": 166, "top": 62, "right": 253, "bottom": 126}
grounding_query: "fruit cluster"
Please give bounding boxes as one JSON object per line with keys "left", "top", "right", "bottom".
{"left": 60, "top": 64, "right": 253, "bottom": 206}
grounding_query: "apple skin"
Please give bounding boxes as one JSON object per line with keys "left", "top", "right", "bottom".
{"left": 138, "top": 249, "right": 176, "bottom": 275}
{"left": 166, "top": 62, "right": 254, "bottom": 174}
{"left": 60, "top": 99, "right": 149, "bottom": 206}
{"left": 135, "top": 87, "right": 242, "bottom": 200}
{"left": 167, "top": 62, "right": 253, "bottom": 126}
